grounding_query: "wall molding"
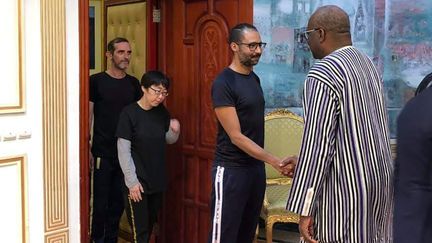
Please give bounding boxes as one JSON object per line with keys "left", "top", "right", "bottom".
{"left": 44, "top": 229, "right": 68, "bottom": 243}
{"left": 0, "top": 0, "right": 25, "bottom": 114}
{"left": 0, "top": 155, "right": 27, "bottom": 243}
{"left": 41, "top": 0, "right": 69, "bottom": 240}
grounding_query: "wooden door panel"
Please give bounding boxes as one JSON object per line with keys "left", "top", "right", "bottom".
{"left": 182, "top": 45, "right": 198, "bottom": 147}
{"left": 197, "top": 19, "right": 228, "bottom": 148}
{"left": 184, "top": 156, "right": 199, "bottom": 200}
{"left": 160, "top": 0, "right": 253, "bottom": 242}
{"left": 185, "top": 2, "right": 208, "bottom": 36}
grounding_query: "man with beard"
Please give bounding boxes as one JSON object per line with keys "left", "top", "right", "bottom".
{"left": 89, "top": 37, "right": 142, "bottom": 243}
{"left": 208, "top": 23, "right": 295, "bottom": 243}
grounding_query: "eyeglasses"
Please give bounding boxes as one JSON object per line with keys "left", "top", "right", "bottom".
{"left": 149, "top": 87, "right": 169, "bottom": 97}
{"left": 303, "top": 28, "right": 320, "bottom": 40}
{"left": 236, "top": 42, "right": 267, "bottom": 51}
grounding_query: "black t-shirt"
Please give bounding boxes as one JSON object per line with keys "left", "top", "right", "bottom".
{"left": 211, "top": 67, "right": 265, "bottom": 166}
{"left": 116, "top": 103, "right": 170, "bottom": 193}
{"left": 90, "top": 72, "right": 142, "bottom": 158}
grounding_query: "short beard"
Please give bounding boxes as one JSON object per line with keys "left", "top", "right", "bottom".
{"left": 113, "top": 61, "right": 129, "bottom": 71}
{"left": 240, "top": 56, "right": 260, "bottom": 67}
{"left": 241, "top": 59, "right": 254, "bottom": 67}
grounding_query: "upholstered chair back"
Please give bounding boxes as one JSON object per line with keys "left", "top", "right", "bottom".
{"left": 106, "top": 2, "right": 147, "bottom": 79}
{"left": 260, "top": 109, "right": 303, "bottom": 243}
{"left": 264, "top": 109, "right": 303, "bottom": 181}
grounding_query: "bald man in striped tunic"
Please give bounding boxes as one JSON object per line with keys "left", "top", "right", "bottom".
{"left": 286, "top": 5, "right": 393, "bottom": 243}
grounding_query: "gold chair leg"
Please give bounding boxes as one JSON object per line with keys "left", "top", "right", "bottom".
{"left": 266, "top": 220, "right": 274, "bottom": 243}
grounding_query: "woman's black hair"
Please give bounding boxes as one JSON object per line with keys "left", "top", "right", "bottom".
{"left": 415, "top": 72, "right": 432, "bottom": 96}
{"left": 141, "top": 70, "right": 170, "bottom": 89}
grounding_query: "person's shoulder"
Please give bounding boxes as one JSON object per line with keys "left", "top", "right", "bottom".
{"left": 312, "top": 47, "right": 356, "bottom": 71}
{"left": 250, "top": 71, "right": 260, "bottom": 81}
{"left": 124, "top": 73, "right": 140, "bottom": 83}
{"left": 125, "top": 73, "right": 139, "bottom": 80}
{"left": 90, "top": 71, "right": 107, "bottom": 81}
{"left": 122, "top": 102, "right": 139, "bottom": 113}
{"left": 309, "top": 59, "right": 331, "bottom": 75}
{"left": 407, "top": 87, "right": 432, "bottom": 108}
{"left": 153, "top": 103, "right": 168, "bottom": 114}
{"left": 307, "top": 59, "right": 339, "bottom": 89}
{"left": 330, "top": 46, "right": 370, "bottom": 64}
{"left": 214, "top": 68, "right": 235, "bottom": 81}
{"left": 90, "top": 71, "right": 106, "bottom": 77}
{"left": 324, "top": 46, "right": 354, "bottom": 60}
{"left": 214, "top": 68, "right": 242, "bottom": 89}
{"left": 146, "top": 105, "right": 169, "bottom": 121}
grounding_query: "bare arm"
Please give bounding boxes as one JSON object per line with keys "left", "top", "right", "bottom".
{"left": 214, "top": 106, "right": 281, "bottom": 169}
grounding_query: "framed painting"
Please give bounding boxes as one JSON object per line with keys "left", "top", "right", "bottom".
{"left": 254, "top": 0, "right": 432, "bottom": 139}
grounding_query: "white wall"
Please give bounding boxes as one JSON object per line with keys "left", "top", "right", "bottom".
{"left": 0, "top": 0, "right": 44, "bottom": 242}
{"left": 0, "top": 0, "right": 81, "bottom": 242}
{"left": 66, "top": 0, "right": 81, "bottom": 242}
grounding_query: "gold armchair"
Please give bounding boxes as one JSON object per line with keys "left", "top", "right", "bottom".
{"left": 261, "top": 109, "right": 303, "bottom": 243}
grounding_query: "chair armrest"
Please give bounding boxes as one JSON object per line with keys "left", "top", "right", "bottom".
{"left": 266, "top": 178, "right": 293, "bottom": 185}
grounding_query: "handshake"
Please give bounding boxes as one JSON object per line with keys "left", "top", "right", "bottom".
{"left": 272, "top": 156, "right": 298, "bottom": 177}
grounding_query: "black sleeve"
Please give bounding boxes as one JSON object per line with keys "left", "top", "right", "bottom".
{"left": 116, "top": 107, "right": 133, "bottom": 140}
{"left": 132, "top": 77, "right": 143, "bottom": 100}
{"left": 89, "top": 74, "right": 97, "bottom": 102}
{"left": 162, "top": 105, "right": 171, "bottom": 132}
{"left": 211, "top": 75, "right": 235, "bottom": 108}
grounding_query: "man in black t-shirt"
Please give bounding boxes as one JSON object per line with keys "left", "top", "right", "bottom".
{"left": 89, "top": 37, "right": 142, "bottom": 243}
{"left": 208, "top": 23, "right": 296, "bottom": 243}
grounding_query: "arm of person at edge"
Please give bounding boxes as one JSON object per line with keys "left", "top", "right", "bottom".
{"left": 299, "top": 216, "right": 318, "bottom": 243}
{"left": 166, "top": 118, "right": 181, "bottom": 144}
{"left": 117, "top": 138, "right": 144, "bottom": 202}
{"left": 290, "top": 80, "right": 339, "bottom": 243}
{"left": 214, "top": 106, "right": 297, "bottom": 175}
{"left": 89, "top": 101, "right": 94, "bottom": 170}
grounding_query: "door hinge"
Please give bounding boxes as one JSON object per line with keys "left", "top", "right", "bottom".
{"left": 153, "top": 8, "right": 161, "bottom": 23}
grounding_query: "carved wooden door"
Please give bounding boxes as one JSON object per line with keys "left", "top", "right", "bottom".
{"left": 159, "top": 0, "right": 253, "bottom": 242}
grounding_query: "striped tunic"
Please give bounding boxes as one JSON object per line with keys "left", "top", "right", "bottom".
{"left": 286, "top": 46, "right": 393, "bottom": 243}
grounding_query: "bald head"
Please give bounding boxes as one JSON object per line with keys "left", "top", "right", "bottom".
{"left": 309, "top": 5, "right": 350, "bottom": 35}
{"left": 306, "top": 5, "right": 352, "bottom": 59}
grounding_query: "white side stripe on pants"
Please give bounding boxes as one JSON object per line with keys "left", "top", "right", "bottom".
{"left": 212, "top": 166, "right": 225, "bottom": 243}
